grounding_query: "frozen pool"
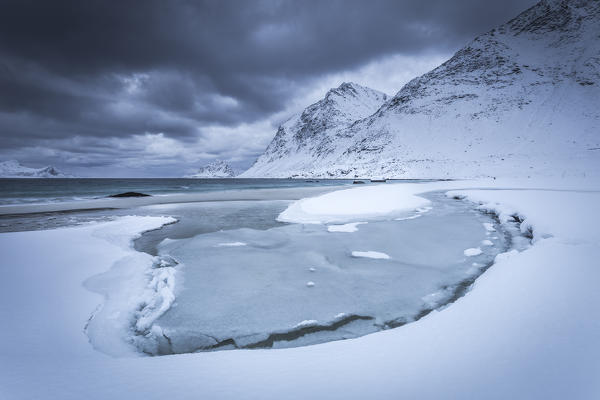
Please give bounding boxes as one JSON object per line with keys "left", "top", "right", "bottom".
{"left": 114, "top": 191, "right": 524, "bottom": 355}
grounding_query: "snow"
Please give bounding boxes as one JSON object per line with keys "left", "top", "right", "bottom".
{"left": 483, "top": 222, "right": 496, "bottom": 232}
{"left": 214, "top": 241, "right": 247, "bottom": 247}
{"left": 327, "top": 222, "right": 367, "bottom": 232}
{"left": 395, "top": 214, "right": 422, "bottom": 221}
{"left": 278, "top": 184, "right": 430, "bottom": 224}
{"left": 240, "top": 82, "right": 388, "bottom": 179}
{"left": 0, "top": 159, "right": 71, "bottom": 178}
{"left": 482, "top": 239, "right": 494, "bottom": 246}
{"left": 295, "top": 319, "right": 318, "bottom": 327}
{"left": 351, "top": 251, "right": 391, "bottom": 260}
{"left": 1, "top": 180, "right": 600, "bottom": 399}
{"left": 464, "top": 247, "right": 483, "bottom": 256}
{"left": 185, "top": 160, "right": 235, "bottom": 178}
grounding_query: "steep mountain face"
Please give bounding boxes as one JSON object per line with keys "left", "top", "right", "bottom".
{"left": 239, "top": 82, "right": 388, "bottom": 177}
{"left": 244, "top": 0, "right": 600, "bottom": 179}
{"left": 186, "top": 160, "right": 235, "bottom": 178}
{"left": 0, "top": 160, "right": 71, "bottom": 178}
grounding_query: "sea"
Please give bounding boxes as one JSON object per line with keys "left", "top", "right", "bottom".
{"left": 0, "top": 178, "right": 353, "bottom": 206}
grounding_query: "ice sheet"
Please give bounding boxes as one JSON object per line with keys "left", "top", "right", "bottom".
{"left": 131, "top": 192, "right": 512, "bottom": 354}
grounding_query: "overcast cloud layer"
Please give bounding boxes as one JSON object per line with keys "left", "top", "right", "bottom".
{"left": 0, "top": 0, "right": 537, "bottom": 177}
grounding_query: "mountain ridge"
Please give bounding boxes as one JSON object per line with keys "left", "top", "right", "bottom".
{"left": 243, "top": 0, "right": 600, "bottom": 179}
{"left": 186, "top": 160, "right": 235, "bottom": 178}
{"left": 0, "top": 160, "right": 72, "bottom": 178}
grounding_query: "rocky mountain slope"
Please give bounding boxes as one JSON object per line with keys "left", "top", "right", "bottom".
{"left": 239, "top": 83, "right": 388, "bottom": 177}
{"left": 0, "top": 160, "right": 71, "bottom": 178}
{"left": 243, "top": 0, "right": 600, "bottom": 179}
{"left": 186, "top": 160, "right": 235, "bottom": 178}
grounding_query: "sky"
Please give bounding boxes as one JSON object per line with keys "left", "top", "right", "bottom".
{"left": 0, "top": 0, "right": 538, "bottom": 177}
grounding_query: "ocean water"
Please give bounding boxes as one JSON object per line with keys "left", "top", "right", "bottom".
{"left": 0, "top": 178, "right": 359, "bottom": 232}
{"left": 0, "top": 178, "right": 355, "bottom": 206}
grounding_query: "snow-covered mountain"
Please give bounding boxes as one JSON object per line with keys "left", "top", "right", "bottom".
{"left": 0, "top": 160, "right": 72, "bottom": 178}
{"left": 186, "top": 160, "right": 235, "bottom": 178}
{"left": 239, "top": 82, "right": 388, "bottom": 178}
{"left": 243, "top": 0, "right": 600, "bottom": 179}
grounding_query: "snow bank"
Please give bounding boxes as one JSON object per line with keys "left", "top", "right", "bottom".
{"left": 351, "top": 251, "right": 391, "bottom": 259}
{"left": 278, "top": 184, "right": 430, "bottom": 224}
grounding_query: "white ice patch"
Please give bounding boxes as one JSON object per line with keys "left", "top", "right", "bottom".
{"left": 416, "top": 206, "right": 432, "bottom": 213}
{"left": 327, "top": 222, "right": 367, "bottom": 232}
{"left": 351, "top": 251, "right": 391, "bottom": 260}
{"left": 481, "top": 240, "right": 494, "bottom": 246}
{"left": 278, "top": 184, "right": 431, "bottom": 224}
{"left": 294, "top": 320, "right": 318, "bottom": 328}
{"left": 214, "top": 241, "right": 247, "bottom": 247}
{"left": 395, "top": 214, "right": 422, "bottom": 221}
{"left": 464, "top": 248, "right": 483, "bottom": 257}
{"left": 483, "top": 223, "right": 496, "bottom": 232}
{"left": 306, "top": 281, "right": 315, "bottom": 287}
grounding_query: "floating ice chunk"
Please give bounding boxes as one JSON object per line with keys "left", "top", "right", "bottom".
{"left": 395, "top": 214, "right": 422, "bottom": 221}
{"left": 308, "top": 267, "right": 316, "bottom": 272}
{"left": 351, "top": 251, "right": 391, "bottom": 260}
{"left": 483, "top": 223, "right": 496, "bottom": 232}
{"left": 464, "top": 248, "right": 482, "bottom": 257}
{"left": 214, "top": 242, "right": 247, "bottom": 247}
{"left": 327, "top": 222, "right": 367, "bottom": 233}
{"left": 306, "top": 281, "right": 315, "bottom": 287}
{"left": 294, "top": 320, "right": 318, "bottom": 328}
{"left": 481, "top": 240, "right": 494, "bottom": 246}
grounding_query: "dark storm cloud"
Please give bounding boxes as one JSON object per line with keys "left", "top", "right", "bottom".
{"left": 0, "top": 0, "right": 537, "bottom": 174}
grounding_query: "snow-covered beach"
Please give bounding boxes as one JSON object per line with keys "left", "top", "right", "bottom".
{"left": 1, "top": 0, "right": 599, "bottom": 398}
{"left": 1, "top": 179, "right": 599, "bottom": 399}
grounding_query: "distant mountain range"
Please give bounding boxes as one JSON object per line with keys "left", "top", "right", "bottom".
{"left": 185, "top": 160, "right": 235, "bottom": 178}
{"left": 0, "top": 160, "right": 72, "bottom": 178}
{"left": 242, "top": 0, "right": 600, "bottom": 179}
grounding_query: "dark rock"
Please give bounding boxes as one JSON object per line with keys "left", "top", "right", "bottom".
{"left": 108, "top": 192, "right": 151, "bottom": 198}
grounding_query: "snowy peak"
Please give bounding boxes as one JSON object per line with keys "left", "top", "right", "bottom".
{"left": 240, "top": 82, "right": 388, "bottom": 177}
{"left": 383, "top": 0, "right": 600, "bottom": 114}
{"left": 0, "top": 160, "right": 71, "bottom": 178}
{"left": 506, "top": 0, "right": 599, "bottom": 36}
{"left": 303, "top": 82, "right": 388, "bottom": 128}
{"left": 243, "top": 0, "right": 600, "bottom": 179}
{"left": 186, "top": 160, "right": 235, "bottom": 178}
